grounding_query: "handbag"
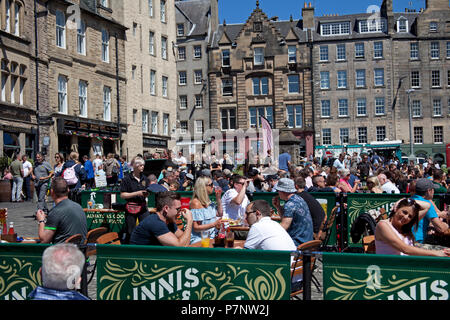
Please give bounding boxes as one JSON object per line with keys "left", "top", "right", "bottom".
{"left": 125, "top": 202, "right": 144, "bottom": 215}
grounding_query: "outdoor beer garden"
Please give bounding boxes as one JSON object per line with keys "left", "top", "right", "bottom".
{"left": 1, "top": 154, "right": 449, "bottom": 301}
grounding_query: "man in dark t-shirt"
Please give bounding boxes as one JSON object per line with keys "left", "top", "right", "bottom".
{"left": 36, "top": 178, "right": 87, "bottom": 244}
{"left": 130, "top": 191, "right": 193, "bottom": 246}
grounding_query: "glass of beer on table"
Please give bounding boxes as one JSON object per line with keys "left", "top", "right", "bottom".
{"left": 201, "top": 230, "right": 210, "bottom": 248}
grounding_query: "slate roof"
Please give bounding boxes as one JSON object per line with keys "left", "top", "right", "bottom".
{"left": 175, "top": 0, "right": 212, "bottom": 36}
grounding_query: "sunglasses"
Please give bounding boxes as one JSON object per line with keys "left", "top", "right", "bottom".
{"left": 207, "top": 183, "right": 214, "bottom": 187}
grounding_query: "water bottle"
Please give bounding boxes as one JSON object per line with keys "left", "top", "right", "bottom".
{"left": 8, "top": 222, "right": 15, "bottom": 235}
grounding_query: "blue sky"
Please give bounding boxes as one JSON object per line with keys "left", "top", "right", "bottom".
{"left": 219, "top": 0, "right": 428, "bottom": 23}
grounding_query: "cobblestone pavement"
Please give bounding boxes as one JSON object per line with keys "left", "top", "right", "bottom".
{"left": 1, "top": 200, "right": 324, "bottom": 300}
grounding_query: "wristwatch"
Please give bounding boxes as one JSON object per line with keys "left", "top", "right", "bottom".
{"left": 38, "top": 219, "right": 46, "bottom": 224}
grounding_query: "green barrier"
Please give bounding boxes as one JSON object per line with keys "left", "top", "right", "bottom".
{"left": 323, "top": 252, "right": 450, "bottom": 300}
{"left": 0, "top": 243, "right": 50, "bottom": 300}
{"left": 96, "top": 244, "right": 291, "bottom": 300}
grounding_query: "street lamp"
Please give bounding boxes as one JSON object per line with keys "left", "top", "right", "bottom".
{"left": 406, "top": 88, "right": 415, "bottom": 161}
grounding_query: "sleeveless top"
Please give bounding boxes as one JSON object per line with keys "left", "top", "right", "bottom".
{"left": 375, "top": 220, "right": 413, "bottom": 256}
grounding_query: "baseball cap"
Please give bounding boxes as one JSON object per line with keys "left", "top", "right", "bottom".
{"left": 415, "top": 178, "right": 438, "bottom": 193}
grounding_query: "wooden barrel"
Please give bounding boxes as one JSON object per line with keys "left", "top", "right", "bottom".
{"left": 0, "top": 180, "right": 11, "bottom": 202}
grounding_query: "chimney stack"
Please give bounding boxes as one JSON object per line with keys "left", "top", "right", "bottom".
{"left": 302, "top": 1, "right": 315, "bottom": 30}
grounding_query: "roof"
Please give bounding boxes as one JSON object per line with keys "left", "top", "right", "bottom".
{"left": 175, "top": 0, "right": 212, "bottom": 36}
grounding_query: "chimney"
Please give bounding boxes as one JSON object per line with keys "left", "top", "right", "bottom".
{"left": 302, "top": 1, "right": 314, "bottom": 30}
{"left": 425, "top": 0, "right": 450, "bottom": 11}
{"left": 210, "top": 0, "right": 219, "bottom": 33}
{"left": 381, "top": 0, "right": 395, "bottom": 35}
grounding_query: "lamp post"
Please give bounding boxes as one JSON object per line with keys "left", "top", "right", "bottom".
{"left": 406, "top": 88, "right": 415, "bottom": 161}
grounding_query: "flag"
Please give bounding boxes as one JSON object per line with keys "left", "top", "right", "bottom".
{"left": 260, "top": 116, "right": 273, "bottom": 159}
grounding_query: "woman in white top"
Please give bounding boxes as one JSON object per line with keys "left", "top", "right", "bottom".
{"left": 375, "top": 198, "right": 450, "bottom": 257}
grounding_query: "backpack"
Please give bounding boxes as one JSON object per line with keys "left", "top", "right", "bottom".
{"left": 350, "top": 213, "right": 377, "bottom": 244}
{"left": 63, "top": 164, "right": 79, "bottom": 186}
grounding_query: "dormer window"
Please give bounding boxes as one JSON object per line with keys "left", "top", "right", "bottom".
{"left": 359, "top": 18, "right": 386, "bottom": 33}
{"left": 320, "top": 22, "right": 351, "bottom": 36}
{"left": 397, "top": 17, "right": 408, "bottom": 33}
{"left": 253, "top": 21, "right": 262, "bottom": 32}
{"left": 430, "top": 22, "right": 438, "bottom": 32}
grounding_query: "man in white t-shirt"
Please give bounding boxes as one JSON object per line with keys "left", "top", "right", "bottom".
{"left": 377, "top": 172, "right": 400, "bottom": 194}
{"left": 93, "top": 154, "right": 103, "bottom": 174}
{"left": 22, "top": 155, "right": 33, "bottom": 201}
{"left": 221, "top": 175, "right": 249, "bottom": 221}
{"left": 332, "top": 153, "right": 346, "bottom": 171}
{"left": 243, "top": 200, "right": 296, "bottom": 251}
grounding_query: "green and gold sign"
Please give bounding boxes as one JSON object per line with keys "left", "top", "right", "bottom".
{"left": 0, "top": 244, "right": 49, "bottom": 300}
{"left": 96, "top": 245, "right": 291, "bottom": 300}
{"left": 323, "top": 253, "right": 450, "bottom": 300}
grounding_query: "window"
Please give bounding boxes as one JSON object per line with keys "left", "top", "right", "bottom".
{"left": 434, "top": 126, "right": 443, "bottom": 143}
{"left": 195, "top": 120, "right": 203, "bottom": 134}
{"left": 194, "top": 46, "right": 202, "bottom": 59}
{"left": 288, "top": 46, "right": 297, "bottom": 63}
{"left": 322, "top": 128, "right": 331, "bottom": 145}
{"left": 13, "top": 2, "right": 20, "bottom": 36}
{"left": 338, "top": 99, "right": 348, "bottom": 117}
{"left": 356, "top": 98, "right": 367, "bottom": 116}
{"left": 358, "top": 127, "right": 368, "bottom": 144}
{"left": 132, "top": 109, "right": 137, "bottom": 124}
{"left": 336, "top": 44, "right": 346, "bottom": 61}
{"left": 149, "top": 31, "right": 155, "bottom": 55}
{"left": 359, "top": 19, "right": 385, "bottom": 33}
{"left": 151, "top": 111, "right": 158, "bottom": 134}
{"left": 194, "top": 70, "right": 202, "bottom": 84}
{"left": 252, "top": 77, "right": 269, "bottom": 95}
{"left": 194, "top": 94, "right": 203, "bottom": 108}
{"left": 319, "top": 45, "right": 329, "bottom": 61}
{"left": 78, "top": 80, "right": 88, "bottom": 117}
{"left": 249, "top": 107, "right": 273, "bottom": 127}
{"left": 19, "top": 78, "right": 25, "bottom": 106}
{"left": 101, "top": 29, "right": 109, "bottom": 62}
{"left": 286, "top": 105, "right": 303, "bottom": 128}
{"left": 5, "top": 0, "right": 10, "bottom": 33}
{"left": 103, "top": 86, "right": 111, "bottom": 121}
{"left": 355, "top": 69, "right": 366, "bottom": 87}
{"left": 142, "top": 110, "right": 149, "bottom": 133}
{"left": 374, "top": 68, "right": 384, "bottom": 86}
{"left": 148, "top": 0, "right": 153, "bottom": 17}
{"left": 100, "top": 0, "right": 108, "bottom": 7}
{"left": 337, "top": 70, "right": 347, "bottom": 89}
{"left": 397, "top": 18, "right": 408, "bottom": 33}
{"left": 58, "top": 75, "right": 67, "bottom": 114}
{"left": 431, "top": 70, "right": 440, "bottom": 87}
{"left": 178, "top": 46, "right": 186, "bottom": 60}
{"left": 160, "top": 0, "right": 166, "bottom": 22}
{"left": 355, "top": 43, "right": 365, "bottom": 59}
{"left": 414, "top": 127, "right": 423, "bottom": 144}
{"left": 339, "top": 128, "right": 349, "bottom": 144}
{"left": 429, "top": 22, "right": 438, "bottom": 32}
{"left": 162, "top": 76, "right": 168, "bottom": 97}
{"left": 433, "top": 99, "right": 442, "bottom": 116}
{"left": 161, "top": 36, "right": 167, "bottom": 60}
{"left": 448, "top": 70, "right": 450, "bottom": 87}
{"left": 222, "top": 49, "right": 230, "bottom": 66}
{"left": 177, "top": 24, "right": 184, "bottom": 36}
{"left": 180, "top": 121, "right": 188, "bottom": 134}
{"left": 163, "top": 114, "right": 169, "bottom": 135}
{"left": 77, "top": 20, "right": 86, "bottom": 55}
{"left": 320, "top": 22, "right": 350, "bottom": 36}
{"left": 410, "top": 42, "right": 419, "bottom": 60}
{"left": 373, "top": 42, "right": 383, "bottom": 59}
{"left": 375, "top": 97, "right": 385, "bottom": 115}
{"left": 150, "top": 70, "right": 156, "bottom": 95}
{"left": 56, "top": 10, "right": 66, "bottom": 48}
{"left": 411, "top": 71, "right": 420, "bottom": 88}
{"left": 320, "top": 71, "right": 330, "bottom": 89}
{"left": 222, "top": 78, "right": 233, "bottom": 96}
{"left": 321, "top": 100, "right": 331, "bottom": 117}
{"left": 178, "top": 71, "right": 187, "bottom": 85}
{"left": 132, "top": 23, "right": 137, "bottom": 37}
{"left": 1, "top": 73, "right": 6, "bottom": 102}
{"left": 430, "top": 42, "right": 439, "bottom": 59}
{"left": 447, "top": 42, "right": 450, "bottom": 58}
{"left": 253, "top": 21, "right": 262, "bottom": 32}
{"left": 288, "top": 75, "right": 300, "bottom": 93}
{"left": 254, "top": 47, "right": 264, "bottom": 65}
{"left": 412, "top": 100, "right": 422, "bottom": 117}
{"left": 179, "top": 95, "right": 187, "bottom": 109}
{"left": 221, "top": 108, "right": 236, "bottom": 130}
{"left": 10, "top": 75, "right": 16, "bottom": 104}
{"left": 376, "top": 126, "right": 386, "bottom": 141}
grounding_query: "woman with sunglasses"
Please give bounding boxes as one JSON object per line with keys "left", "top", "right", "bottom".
{"left": 189, "top": 176, "right": 223, "bottom": 244}
{"left": 375, "top": 198, "right": 450, "bottom": 257}
{"left": 53, "top": 153, "right": 65, "bottom": 178}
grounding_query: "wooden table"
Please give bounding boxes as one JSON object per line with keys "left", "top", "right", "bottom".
{"left": 189, "top": 239, "right": 245, "bottom": 248}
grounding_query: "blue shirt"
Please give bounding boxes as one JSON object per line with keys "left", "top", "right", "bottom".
{"left": 28, "top": 286, "right": 90, "bottom": 300}
{"left": 278, "top": 153, "right": 291, "bottom": 172}
{"left": 84, "top": 160, "right": 94, "bottom": 179}
{"left": 411, "top": 195, "right": 438, "bottom": 243}
{"left": 190, "top": 203, "right": 218, "bottom": 244}
{"left": 130, "top": 213, "right": 178, "bottom": 246}
{"left": 282, "top": 194, "right": 313, "bottom": 246}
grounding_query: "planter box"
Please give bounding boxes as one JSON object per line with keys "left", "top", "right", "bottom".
{"left": 0, "top": 180, "right": 11, "bottom": 202}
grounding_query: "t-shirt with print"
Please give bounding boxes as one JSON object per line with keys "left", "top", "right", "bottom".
{"left": 44, "top": 199, "right": 87, "bottom": 244}
{"left": 282, "top": 194, "right": 313, "bottom": 246}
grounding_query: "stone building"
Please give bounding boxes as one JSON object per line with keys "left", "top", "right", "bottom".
{"left": 208, "top": 2, "right": 314, "bottom": 161}
{"left": 174, "top": 0, "right": 218, "bottom": 155}
{"left": 111, "top": 0, "right": 178, "bottom": 157}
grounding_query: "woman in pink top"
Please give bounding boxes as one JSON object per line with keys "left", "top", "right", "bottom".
{"left": 375, "top": 198, "right": 450, "bottom": 257}
{"left": 338, "top": 169, "right": 359, "bottom": 193}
